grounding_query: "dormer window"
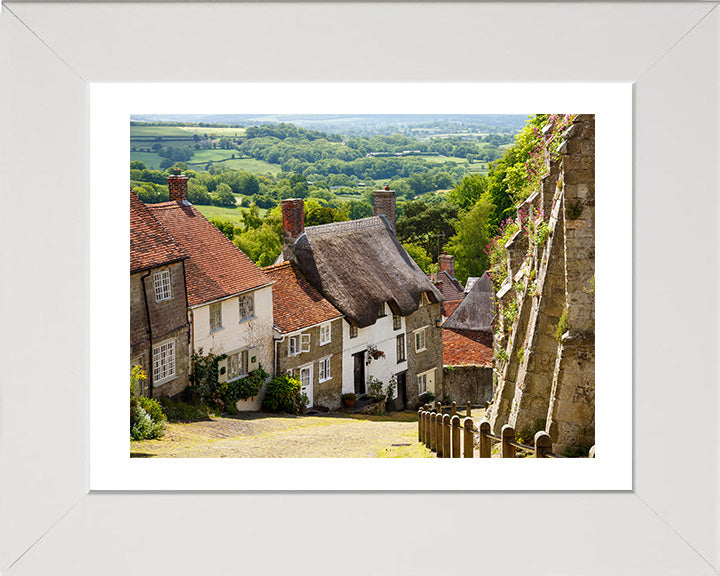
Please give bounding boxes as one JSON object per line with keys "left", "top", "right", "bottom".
{"left": 349, "top": 325, "right": 358, "bottom": 339}
{"left": 378, "top": 303, "right": 387, "bottom": 318}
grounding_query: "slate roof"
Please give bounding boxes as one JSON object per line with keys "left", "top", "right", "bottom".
{"left": 289, "top": 216, "right": 443, "bottom": 328}
{"left": 263, "top": 261, "right": 343, "bottom": 334}
{"left": 130, "top": 190, "right": 186, "bottom": 273}
{"left": 442, "top": 329, "right": 493, "bottom": 367}
{"left": 428, "top": 270, "right": 465, "bottom": 301}
{"left": 443, "top": 272, "right": 494, "bottom": 332}
{"left": 147, "top": 200, "right": 272, "bottom": 307}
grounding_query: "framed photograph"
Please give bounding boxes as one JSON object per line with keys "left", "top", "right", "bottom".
{"left": 2, "top": 2, "right": 718, "bottom": 574}
{"left": 92, "top": 83, "right": 630, "bottom": 492}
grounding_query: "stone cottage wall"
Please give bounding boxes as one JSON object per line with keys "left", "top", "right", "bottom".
{"left": 406, "top": 301, "right": 443, "bottom": 408}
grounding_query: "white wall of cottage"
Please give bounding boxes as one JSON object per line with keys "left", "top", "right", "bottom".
{"left": 341, "top": 311, "right": 408, "bottom": 398}
{"left": 191, "top": 285, "right": 274, "bottom": 411}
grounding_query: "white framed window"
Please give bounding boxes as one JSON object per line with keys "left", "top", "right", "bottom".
{"left": 414, "top": 326, "right": 428, "bottom": 353}
{"left": 227, "top": 349, "right": 249, "bottom": 381}
{"left": 209, "top": 301, "right": 222, "bottom": 332}
{"left": 152, "top": 340, "right": 176, "bottom": 383}
{"left": 417, "top": 369, "right": 435, "bottom": 394}
{"left": 393, "top": 314, "right": 402, "bottom": 330}
{"left": 153, "top": 270, "right": 172, "bottom": 302}
{"left": 319, "top": 356, "right": 332, "bottom": 381}
{"left": 288, "top": 336, "right": 298, "bottom": 356}
{"left": 238, "top": 293, "right": 254, "bottom": 322}
{"left": 301, "top": 333, "right": 311, "bottom": 353}
{"left": 349, "top": 325, "right": 358, "bottom": 339}
{"left": 319, "top": 323, "right": 331, "bottom": 345}
{"left": 396, "top": 334, "right": 406, "bottom": 362}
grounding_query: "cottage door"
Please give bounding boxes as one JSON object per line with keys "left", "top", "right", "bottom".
{"left": 353, "top": 352, "right": 365, "bottom": 395}
{"left": 299, "top": 365, "right": 313, "bottom": 407}
{"left": 396, "top": 371, "right": 407, "bottom": 409}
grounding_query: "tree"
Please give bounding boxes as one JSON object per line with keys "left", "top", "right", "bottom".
{"left": 444, "top": 194, "right": 495, "bottom": 284}
{"left": 448, "top": 173, "right": 487, "bottom": 210}
{"left": 210, "top": 219, "right": 235, "bottom": 240}
{"left": 402, "top": 242, "right": 432, "bottom": 273}
{"left": 212, "top": 183, "right": 236, "bottom": 207}
{"left": 344, "top": 199, "right": 373, "bottom": 220}
{"left": 130, "top": 160, "right": 147, "bottom": 170}
{"left": 395, "top": 199, "right": 459, "bottom": 260}
{"left": 234, "top": 223, "right": 282, "bottom": 267}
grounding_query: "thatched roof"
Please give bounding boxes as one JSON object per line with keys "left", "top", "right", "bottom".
{"left": 290, "top": 216, "right": 443, "bottom": 328}
{"left": 443, "top": 272, "right": 494, "bottom": 332}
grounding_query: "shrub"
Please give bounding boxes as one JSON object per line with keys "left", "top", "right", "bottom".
{"left": 225, "top": 367, "right": 268, "bottom": 405}
{"left": 159, "top": 396, "right": 210, "bottom": 422}
{"left": 130, "top": 399, "right": 164, "bottom": 440}
{"left": 138, "top": 396, "right": 166, "bottom": 425}
{"left": 418, "top": 391, "right": 435, "bottom": 405}
{"left": 262, "top": 374, "right": 301, "bottom": 414}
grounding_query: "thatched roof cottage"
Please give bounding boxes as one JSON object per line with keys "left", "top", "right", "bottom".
{"left": 277, "top": 189, "right": 444, "bottom": 409}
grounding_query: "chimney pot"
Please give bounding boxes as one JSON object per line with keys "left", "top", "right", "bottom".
{"left": 373, "top": 188, "right": 396, "bottom": 234}
{"left": 167, "top": 172, "right": 189, "bottom": 203}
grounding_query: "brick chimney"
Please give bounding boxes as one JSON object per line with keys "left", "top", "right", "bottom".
{"left": 373, "top": 185, "right": 396, "bottom": 234}
{"left": 167, "top": 169, "right": 188, "bottom": 203}
{"left": 281, "top": 198, "right": 305, "bottom": 261}
{"left": 438, "top": 252, "right": 456, "bottom": 279}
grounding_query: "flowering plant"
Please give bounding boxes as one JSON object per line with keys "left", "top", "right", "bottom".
{"left": 366, "top": 345, "right": 386, "bottom": 363}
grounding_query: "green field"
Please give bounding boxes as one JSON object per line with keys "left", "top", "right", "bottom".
{"left": 130, "top": 151, "right": 164, "bottom": 170}
{"left": 187, "top": 151, "right": 281, "bottom": 175}
{"left": 194, "top": 203, "right": 269, "bottom": 227}
{"left": 131, "top": 125, "right": 192, "bottom": 137}
{"left": 178, "top": 126, "right": 246, "bottom": 137}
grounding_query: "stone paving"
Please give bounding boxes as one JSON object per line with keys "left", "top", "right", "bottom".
{"left": 130, "top": 412, "right": 427, "bottom": 458}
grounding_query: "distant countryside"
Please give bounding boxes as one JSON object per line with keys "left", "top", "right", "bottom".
{"left": 130, "top": 113, "right": 529, "bottom": 276}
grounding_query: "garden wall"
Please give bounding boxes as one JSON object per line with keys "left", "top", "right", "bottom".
{"left": 441, "top": 365, "right": 493, "bottom": 405}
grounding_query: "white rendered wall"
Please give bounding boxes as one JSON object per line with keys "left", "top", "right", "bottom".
{"left": 191, "top": 286, "right": 274, "bottom": 410}
{"left": 341, "top": 314, "right": 407, "bottom": 398}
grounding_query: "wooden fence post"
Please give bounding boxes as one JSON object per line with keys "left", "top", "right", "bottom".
{"left": 466, "top": 401, "right": 472, "bottom": 417}
{"left": 430, "top": 413, "right": 437, "bottom": 452}
{"left": 463, "top": 417, "right": 474, "bottom": 458}
{"left": 451, "top": 415, "right": 461, "bottom": 458}
{"left": 479, "top": 420, "right": 491, "bottom": 458}
{"left": 589, "top": 445, "right": 595, "bottom": 458}
{"left": 442, "top": 414, "right": 451, "bottom": 458}
{"left": 534, "top": 431, "right": 552, "bottom": 458}
{"left": 501, "top": 425, "right": 516, "bottom": 458}
{"left": 451, "top": 401, "right": 457, "bottom": 417}
{"left": 418, "top": 408, "right": 423, "bottom": 443}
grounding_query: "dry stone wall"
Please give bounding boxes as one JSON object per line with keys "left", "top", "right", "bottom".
{"left": 487, "top": 114, "right": 595, "bottom": 453}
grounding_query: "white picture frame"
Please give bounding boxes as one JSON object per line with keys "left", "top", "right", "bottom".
{"left": 1, "top": 2, "right": 718, "bottom": 575}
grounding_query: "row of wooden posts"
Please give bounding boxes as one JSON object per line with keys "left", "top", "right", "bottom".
{"left": 417, "top": 401, "right": 564, "bottom": 458}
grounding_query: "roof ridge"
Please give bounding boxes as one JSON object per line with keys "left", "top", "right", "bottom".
{"left": 305, "top": 216, "right": 384, "bottom": 236}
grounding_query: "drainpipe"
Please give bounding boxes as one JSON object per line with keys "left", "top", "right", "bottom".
{"left": 140, "top": 270, "right": 154, "bottom": 398}
{"left": 274, "top": 331, "right": 287, "bottom": 376}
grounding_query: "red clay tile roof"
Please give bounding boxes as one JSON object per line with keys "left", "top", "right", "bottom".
{"left": 263, "top": 261, "right": 343, "bottom": 333}
{"left": 442, "top": 298, "right": 463, "bottom": 318}
{"left": 146, "top": 200, "right": 272, "bottom": 307}
{"left": 130, "top": 191, "right": 187, "bottom": 273}
{"left": 428, "top": 270, "right": 465, "bottom": 301}
{"left": 442, "top": 329, "right": 493, "bottom": 367}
